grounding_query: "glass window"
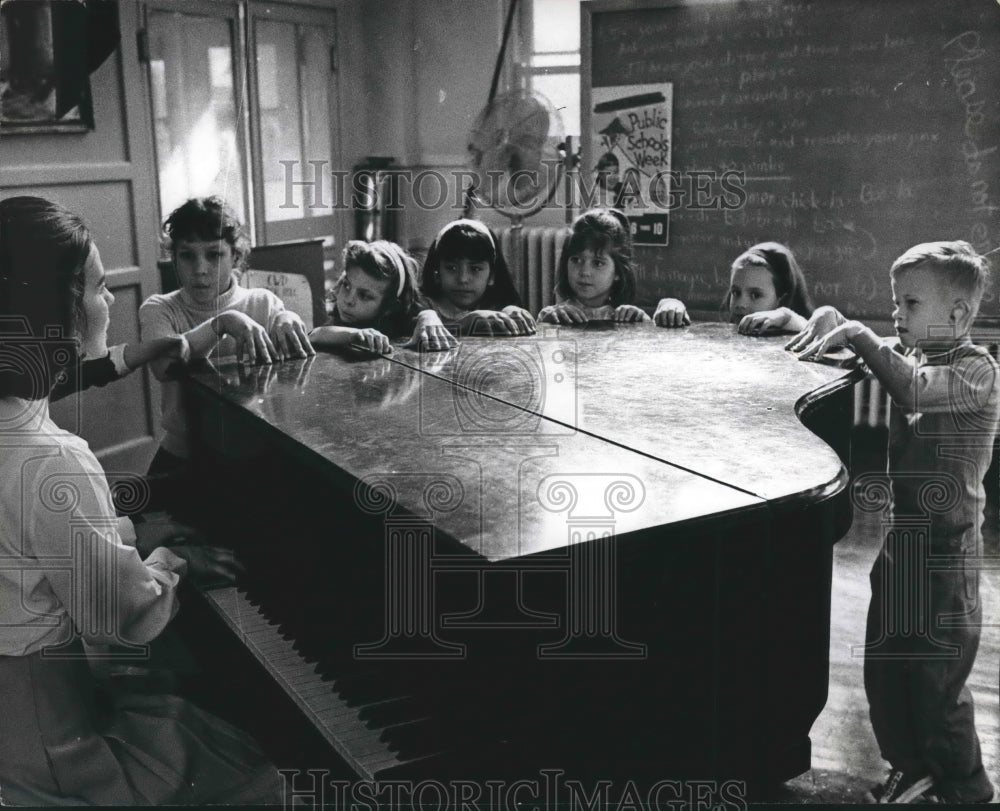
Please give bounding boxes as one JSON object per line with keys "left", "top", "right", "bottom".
{"left": 532, "top": 0, "right": 580, "bottom": 54}
{"left": 147, "top": 11, "right": 247, "bottom": 223}
{"left": 143, "top": 2, "right": 338, "bottom": 247}
{"left": 255, "top": 18, "right": 333, "bottom": 225}
{"left": 524, "top": 0, "right": 581, "bottom": 137}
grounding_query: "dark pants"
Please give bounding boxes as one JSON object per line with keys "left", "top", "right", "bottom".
{"left": 863, "top": 531, "right": 992, "bottom": 803}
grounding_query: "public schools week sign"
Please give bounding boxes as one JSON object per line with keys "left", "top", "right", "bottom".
{"left": 590, "top": 83, "right": 673, "bottom": 246}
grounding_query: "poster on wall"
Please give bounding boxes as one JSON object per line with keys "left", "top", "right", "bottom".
{"left": 590, "top": 83, "right": 672, "bottom": 246}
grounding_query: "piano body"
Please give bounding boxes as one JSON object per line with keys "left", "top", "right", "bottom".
{"left": 177, "top": 322, "right": 860, "bottom": 792}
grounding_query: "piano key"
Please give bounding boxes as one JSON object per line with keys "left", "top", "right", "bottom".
{"left": 196, "top": 585, "right": 453, "bottom": 781}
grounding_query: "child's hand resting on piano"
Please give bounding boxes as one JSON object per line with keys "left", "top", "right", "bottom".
{"left": 538, "top": 301, "right": 588, "bottom": 325}
{"left": 613, "top": 304, "right": 651, "bottom": 323}
{"left": 784, "top": 305, "right": 848, "bottom": 353}
{"left": 736, "top": 306, "right": 807, "bottom": 336}
{"left": 270, "top": 311, "right": 315, "bottom": 360}
{"left": 653, "top": 297, "right": 690, "bottom": 327}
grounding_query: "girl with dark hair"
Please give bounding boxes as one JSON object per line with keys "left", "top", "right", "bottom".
{"left": 140, "top": 196, "right": 313, "bottom": 478}
{"left": 420, "top": 219, "right": 535, "bottom": 336}
{"left": 0, "top": 196, "right": 281, "bottom": 805}
{"left": 311, "top": 239, "right": 456, "bottom": 354}
{"left": 539, "top": 208, "right": 649, "bottom": 325}
{"left": 655, "top": 241, "right": 813, "bottom": 335}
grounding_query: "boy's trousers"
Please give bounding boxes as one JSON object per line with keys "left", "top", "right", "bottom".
{"left": 863, "top": 529, "right": 992, "bottom": 803}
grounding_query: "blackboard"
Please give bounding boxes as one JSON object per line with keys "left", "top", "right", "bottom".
{"left": 582, "top": 0, "right": 1000, "bottom": 320}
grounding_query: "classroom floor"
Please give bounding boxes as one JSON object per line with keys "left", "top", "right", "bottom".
{"left": 763, "top": 441, "right": 1000, "bottom": 806}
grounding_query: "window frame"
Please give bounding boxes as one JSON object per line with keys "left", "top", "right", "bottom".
{"left": 139, "top": 0, "right": 340, "bottom": 248}
{"left": 518, "top": 0, "right": 582, "bottom": 138}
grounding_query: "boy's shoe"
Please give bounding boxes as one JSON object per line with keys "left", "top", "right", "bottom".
{"left": 864, "top": 770, "right": 935, "bottom": 804}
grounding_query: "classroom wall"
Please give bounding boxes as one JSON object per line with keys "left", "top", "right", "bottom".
{"left": 0, "top": 0, "right": 162, "bottom": 474}
{"left": 355, "top": 0, "right": 570, "bottom": 254}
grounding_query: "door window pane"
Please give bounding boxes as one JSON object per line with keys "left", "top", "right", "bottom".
{"left": 256, "top": 19, "right": 333, "bottom": 224}
{"left": 147, "top": 11, "right": 246, "bottom": 222}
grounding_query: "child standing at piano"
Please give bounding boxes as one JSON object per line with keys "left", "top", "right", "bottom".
{"left": 654, "top": 242, "right": 812, "bottom": 333}
{"left": 790, "top": 241, "right": 998, "bottom": 805}
{"left": 538, "top": 208, "right": 650, "bottom": 325}
{"left": 420, "top": 219, "right": 536, "bottom": 335}
{"left": 0, "top": 196, "right": 281, "bottom": 805}
{"left": 139, "top": 196, "right": 313, "bottom": 482}
{"left": 310, "top": 239, "right": 457, "bottom": 353}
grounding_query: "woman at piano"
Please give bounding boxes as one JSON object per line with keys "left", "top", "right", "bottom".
{"left": 0, "top": 196, "right": 282, "bottom": 805}
{"left": 654, "top": 241, "right": 814, "bottom": 334}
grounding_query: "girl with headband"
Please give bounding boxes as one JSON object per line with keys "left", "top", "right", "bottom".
{"left": 310, "top": 240, "right": 457, "bottom": 354}
{"left": 540, "top": 208, "right": 650, "bottom": 325}
{"left": 420, "top": 219, "right": 536, "bottom": 336}
{"left": 654, "top": 241, "right": 813, "bottom": 334}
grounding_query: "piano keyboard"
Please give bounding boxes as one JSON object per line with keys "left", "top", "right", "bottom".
{"left": 197, "top": 585, "right": 449, "bottom": 781}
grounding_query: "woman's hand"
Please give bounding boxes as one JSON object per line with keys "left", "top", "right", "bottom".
{"left": 784, "top": 305, "right": 846, "bottom": 352}
{"left": 653, "top": 297, "right": 690, "bottom": 328}
{"left": 170, "top": 544, "right": 245, "bottom": 587}
{"left": 614, "top": 304, "right": 651, "bottom": 323}
{"left": 124, "top": 335, "right": 191, "bottom": 371}
{"left": 501, "top": 305, "right": 538, "bottom": 335}
{"left": 793, "top": 320, "right": 864, "bottom": 361}
{"left": 212, "top": 311, "right": 278, "bottom": 365}
{"left": 134, "top": 515, "right": 205, "bottom": 558}
{"left": 403, "top": 311, "right": 459, "bottom": 352}
{"left": 348, "top": 327, "right": 393, "bottom": 355}
{"left": 270, "top": 311, "right": 315, "bottom": 360}
{"left": 538, "top": 302, "right": 587, "bottom": 325}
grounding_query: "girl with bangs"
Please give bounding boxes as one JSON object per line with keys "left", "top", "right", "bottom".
{"left": 539, "top": 208, "right": 649, "bottom": 325}
{"left": 310, "top": 239, "right": 456, "bottom": 354}
{"left": 420, "top": 219, "right": 536, "bottom": 336}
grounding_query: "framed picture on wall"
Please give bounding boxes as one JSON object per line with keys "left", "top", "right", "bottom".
{"left": 0, "top": 0, "right": 118, "bottom": 135}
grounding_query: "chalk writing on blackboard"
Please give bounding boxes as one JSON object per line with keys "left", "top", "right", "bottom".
{"left": 586, "top": 0, "right": 1000, "bottom": 319}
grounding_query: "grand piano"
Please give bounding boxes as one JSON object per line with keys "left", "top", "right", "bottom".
{"left": 176, "top": 322, "right": 860, "bottom": 796}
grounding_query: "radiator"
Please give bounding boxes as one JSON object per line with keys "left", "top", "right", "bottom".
{"left": 497, "top": 226, "right": 568, "bottom": 315}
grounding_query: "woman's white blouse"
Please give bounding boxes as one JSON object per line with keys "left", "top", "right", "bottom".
{"left": 0, "top": 397, "right": 186, "bottom": 657}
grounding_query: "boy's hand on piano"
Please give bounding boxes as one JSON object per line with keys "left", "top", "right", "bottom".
{"left": 171, "top": 545, "right": 246, "bottom": 588}
{"left": 653, "top": 298, "right": 690, "bottom": 328}
{"left": 214, "top": 311, "right": 278, "bottom": 365}
{"left": 270, "top": 312, "right": 315, "bottom": 360}
{"left": 615, "top": 304, "right": 651, "bottom": 323}
{"left": 785, "top": 305, "right": 847, "bottom": 352}
{"left": 794, "top": 320, "right": 864, "bottom": 362}
{"left": 538, "top": 303, "right": 587, "bottom": 325}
